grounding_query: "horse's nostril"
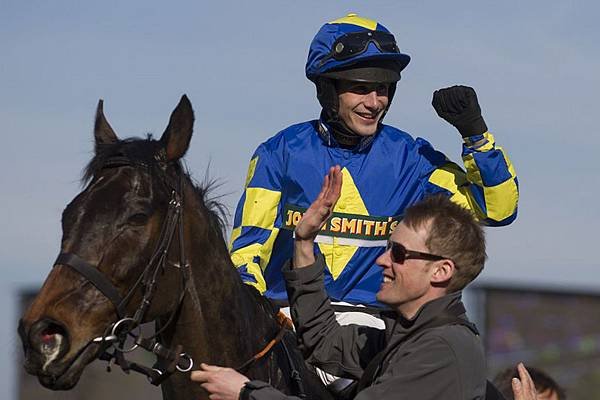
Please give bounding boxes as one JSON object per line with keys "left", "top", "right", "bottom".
{"left": 30, "top": 319, "right": 69, "bottom": 356}
{"left": 40, "top": 324, "right": 65, "bottom": 346}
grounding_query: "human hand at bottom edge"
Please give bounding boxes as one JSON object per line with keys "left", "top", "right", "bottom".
{"left": 512, "top": 363, "right": 538, "bottom": 400}
{"left": 191, "top": 363, "right": 250, "bottom": 400}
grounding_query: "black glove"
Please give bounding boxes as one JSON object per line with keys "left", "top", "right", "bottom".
{"left": 432, "top": 85, "right": 488, "bottom": 138}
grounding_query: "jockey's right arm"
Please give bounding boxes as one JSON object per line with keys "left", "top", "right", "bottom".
{"left": 229, "top": 143, "right": 283, "bottom": 294}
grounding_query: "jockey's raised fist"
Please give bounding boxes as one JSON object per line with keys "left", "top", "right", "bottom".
{"left": 432, "top": 85, "right": 488, "bottom": 138}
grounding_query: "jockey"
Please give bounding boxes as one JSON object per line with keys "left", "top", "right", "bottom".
{"left": 229, "top": 13, "right": 518, "bottom": 314}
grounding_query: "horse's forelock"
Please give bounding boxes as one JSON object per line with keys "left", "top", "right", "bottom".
{"left": 82, "top": 135, "right": 159, "bottom": 185}
{"left": 81, "top": 136, "right": 229, "bottom": 235}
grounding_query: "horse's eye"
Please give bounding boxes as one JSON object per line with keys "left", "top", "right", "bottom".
{"left": 127, "top": 213, "right": 149, "bottom": 226}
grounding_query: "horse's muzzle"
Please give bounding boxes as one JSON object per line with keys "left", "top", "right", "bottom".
{"left": 18, "top": 317, "right": 82, "bottom": 390}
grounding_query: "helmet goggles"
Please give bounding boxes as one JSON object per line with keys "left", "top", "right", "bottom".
{"left": 329, "top": 31, "right": 400, "bottom": 61}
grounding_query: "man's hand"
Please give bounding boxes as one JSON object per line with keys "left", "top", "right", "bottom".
{"left": 432, "top": 85, "right": 488, "bottom": 138}
{"left": 293, "top": 166, "right": 342, "bottom": 268}
{"left": 295, "top": 165, "right": 342, "bottom": 241}
{"left": 512, "top": 363, "right": 539, "bottom": 400}
{"left": 191, "top": 363, "right": 249, "bottom": 400}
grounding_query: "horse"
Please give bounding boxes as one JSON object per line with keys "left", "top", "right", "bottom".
{"left": 18, "top": 96, "right": 333, "bottom": 400}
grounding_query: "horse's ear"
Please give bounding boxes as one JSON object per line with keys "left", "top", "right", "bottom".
{"left": 160, "top": 95, "right": 194, "bottom": 162}
{"left": 94, "top": 99, "right": 118, "bottom": 148}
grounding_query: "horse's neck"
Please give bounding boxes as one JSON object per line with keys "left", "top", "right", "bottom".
{"left": 160, "top": 186, "right": 278, "bottom": 399}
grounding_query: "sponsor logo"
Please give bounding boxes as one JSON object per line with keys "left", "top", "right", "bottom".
{"left": 283, "top": 204, "right": 401, "bottom": 241}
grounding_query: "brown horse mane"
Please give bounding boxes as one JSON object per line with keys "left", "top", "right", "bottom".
{"left": 81, "top": 134, "right": 229, "bottom": 237}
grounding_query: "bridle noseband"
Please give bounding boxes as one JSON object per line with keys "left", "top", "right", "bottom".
{"left": 54, "top": 157, "right": 192, "bottom": 385}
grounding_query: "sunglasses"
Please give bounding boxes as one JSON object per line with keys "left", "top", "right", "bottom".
{"left": 386, "top": 240, "right": 447, "bottom": 264}
{"left": 327, "top": 31, "right": 400, "bottom": 62}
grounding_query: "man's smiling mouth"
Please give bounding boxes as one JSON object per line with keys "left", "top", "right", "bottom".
{"left": 355, "top": 112, "right": 379, "bottom": 120}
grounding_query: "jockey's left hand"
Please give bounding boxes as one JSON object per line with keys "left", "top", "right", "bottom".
{"left": 432, "top": 85, "right": 488, "bottom": 138}
{"left": 191, "top": 363, "right": 249, "bottom": 400}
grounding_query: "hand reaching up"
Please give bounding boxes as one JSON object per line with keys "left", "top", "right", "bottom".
{"left": 512, "top": 363, "right": 539, "bottom": 400}
{"left": 294, "top": 166, "right": 342, "bottom": 241}
{"left": 293, "top": 166, "right": 342, "bottom": 268}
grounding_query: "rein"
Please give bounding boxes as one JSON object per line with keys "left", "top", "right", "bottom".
{"left": 235, "top": 311, "right": 293, "bottom": 373}
{"left": 236, "top": 312, "right": 307, "bottom": 399}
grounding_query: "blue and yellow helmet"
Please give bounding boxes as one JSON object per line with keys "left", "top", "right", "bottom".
{"left": 305, "top": 14, "right": 411, "bottom": 83}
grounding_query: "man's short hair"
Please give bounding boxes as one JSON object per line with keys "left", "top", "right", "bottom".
{"left": 402, "top": 195, "right": 486, "bottom": 292}
{"left": 493, "top": 366, "right": 566, "bottom": 400}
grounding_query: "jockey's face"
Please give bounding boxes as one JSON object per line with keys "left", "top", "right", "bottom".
{"left": 336, "top": 80, "right": 389, "bottom": 137}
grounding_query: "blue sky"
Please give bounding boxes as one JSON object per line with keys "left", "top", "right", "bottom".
{"left": 2, "top": 0, "right": 599, "bottom": 398}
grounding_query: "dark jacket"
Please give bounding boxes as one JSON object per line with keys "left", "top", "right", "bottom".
{"left": 245, "top": 255, "right": 486, "bottom": 400}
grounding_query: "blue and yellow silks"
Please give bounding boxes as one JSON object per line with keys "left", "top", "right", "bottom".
{"left": 230, "top": 121, "right": 518, "bottom": 306}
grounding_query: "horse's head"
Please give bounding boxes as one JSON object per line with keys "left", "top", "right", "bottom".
{"left": 19, "top": 96, "right": 195, "bottom": 390}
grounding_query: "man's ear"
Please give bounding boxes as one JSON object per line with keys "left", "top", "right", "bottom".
{"left": 430, "top": 259, "right": 455, "bottom": 285}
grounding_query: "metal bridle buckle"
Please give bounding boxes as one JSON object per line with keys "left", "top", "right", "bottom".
{"left": 176, "top": 353, "right": 194, "bottom": 372}
{"left": 111, "top": 317, "right": 141, "bottom": 353}
{"left": 149, "top": 368, "right": 163, "bottom": 383}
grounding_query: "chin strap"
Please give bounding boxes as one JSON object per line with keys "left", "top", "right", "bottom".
{"left": 316, "top": 79, "right": 361, "bottom": 148}
{"left": 328, "top": 122, "right": 362, "bottom": 148}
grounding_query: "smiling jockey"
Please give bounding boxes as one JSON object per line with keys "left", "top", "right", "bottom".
{"left": 229, "top": 13, "right": 518, "bottom": 311}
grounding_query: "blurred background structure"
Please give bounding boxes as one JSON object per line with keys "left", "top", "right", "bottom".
{"left": 3, "top": 0, "right": 599, "bottom": 398}
{"left": 470, "top": 286, "right": 600, "bottom": 399}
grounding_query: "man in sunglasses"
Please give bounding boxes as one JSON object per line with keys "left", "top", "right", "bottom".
{"left": 193, "top": 168, "right": 495, "bottom": 399}
{"left": 229, "top": 14, "right": 518, "bottom": 325}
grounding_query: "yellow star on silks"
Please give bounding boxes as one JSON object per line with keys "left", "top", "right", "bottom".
{"left": 318, "top": 167, "right": 369, "bottom": 279}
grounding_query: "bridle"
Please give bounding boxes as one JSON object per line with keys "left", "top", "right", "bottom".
{"left": 52, "top": 155, "right": 294, "bottom": 387}
{"left": 54, "top": 156, "right": 193, "bottom": 385}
